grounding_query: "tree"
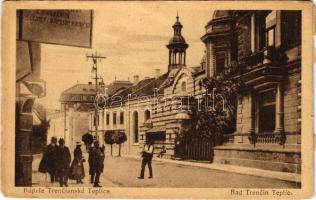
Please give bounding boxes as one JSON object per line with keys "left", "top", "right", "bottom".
{"left": 104, "top": 131, "right": 115, "bottom": 156}
{"left": 182, "top": 72, "right": 243, "bottom": 156}
{"left": 113, "top": 131, "right": 127, "bottom": 157}
{"left": 82, "top": 133, "right": 93, "bottom": 150}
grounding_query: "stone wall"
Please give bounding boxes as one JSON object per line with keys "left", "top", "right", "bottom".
{"left": 236, "top": 94, "right": 251, "bottom": 135}
{"left": 284, "top": 69, "right": 301, "bottom": 135}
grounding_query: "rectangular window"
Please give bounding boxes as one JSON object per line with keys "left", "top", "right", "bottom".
{"left": 258, "top": 91, "right": 276, "bottom": 133}
{"left": 215, "top": 53, "right": 225, "bottom": 74}
{"left": 113, "top": 113, "right": 117, "bottom": 125}
{"left": 281, "top": 11, "right": 301, "bottom": 49}
{"left": 106, "top": 113, "right": 110, "bottom": 125}
{"left": 120, "top": 112, "right": 124, "bottom": 124}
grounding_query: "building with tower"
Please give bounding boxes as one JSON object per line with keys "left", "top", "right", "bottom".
{"left": 89, "top": 11, "right": 301, "bottom": 175}
{"left": 89, "top": 15, "right": 206, "bottom": 157}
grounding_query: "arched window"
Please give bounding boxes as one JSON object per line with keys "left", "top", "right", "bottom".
{"left": 133, "top": 111, "right": 139, "bottom": 143}
{"left": 181, "top": 81, "right": 187, "bottom": 92}
{"left": 144, "top": 110, "right": 151, "bottom": 122}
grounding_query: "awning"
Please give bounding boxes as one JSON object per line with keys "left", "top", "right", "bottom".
{"left": 146, "top": 126, "right": 166, "bottom": 134}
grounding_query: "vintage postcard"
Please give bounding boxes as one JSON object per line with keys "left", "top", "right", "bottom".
{"left": 1, "top": 1, "right": 314, "bottom": 198}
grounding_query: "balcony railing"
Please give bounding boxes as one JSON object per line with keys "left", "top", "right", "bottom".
{"left": 222, "top": 132, "right": 286, "bottom": 146}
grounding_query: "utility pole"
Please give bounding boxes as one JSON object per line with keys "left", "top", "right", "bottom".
{"left": 86, "top": 52, "right": 106, "bottom": 141}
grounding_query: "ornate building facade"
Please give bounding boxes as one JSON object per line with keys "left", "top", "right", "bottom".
{"left": 201, "top": 10, "right": 301, "bottom": 173}
{"left": 90, "top": 11, "right": 301, "bottom": 173}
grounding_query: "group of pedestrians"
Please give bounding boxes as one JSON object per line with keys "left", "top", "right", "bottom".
{"left": 39, "top": 137, "right": 105, "bottom": 187}
{"left": 39, "top": 136, "right": 156, "bottom": 187}
{"left": 38, "top": 137, "right": 72, "bottom": 186}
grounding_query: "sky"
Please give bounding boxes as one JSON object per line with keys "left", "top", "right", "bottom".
{"left": 38, "top": 4, "right": 214, "bottom": 109}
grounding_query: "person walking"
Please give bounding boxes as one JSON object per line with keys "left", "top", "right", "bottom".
{"left": 55, "top": 138, "right": 71, "bottom": 187}
{"left": 89, "top": 140, "right": 105, "bottom": 187}
{"left": 70, "top": 142, "right": 85, "bottom": 184}
{"left": 38, "top": 136, "right": 58, "bottom": 183}
{"left": 138, "top": 139, "right": 154, "bottom": 179}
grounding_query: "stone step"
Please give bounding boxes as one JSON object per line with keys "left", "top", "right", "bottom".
{"left": 220, "top": 143, "right": 301, "bottom": 151}
{"left": 214, "top": 146, "right": 300, "bottom": 164}
{"left": 213, "top": 156, "right": 301, "bottom": 174}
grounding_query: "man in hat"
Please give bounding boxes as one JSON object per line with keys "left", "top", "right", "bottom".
{"left": 89, "top": 140, "right": 105, "bottom": 187}
{"left": 38, "top": 136, "right": 58, "bottom": 183}
{"left": 138, "top": 139, "right": 154, "bottom": 179}
{"left": 55, "top": 138, "right": 71, "bottom": 187}
{"left": 70, "top": 142, "right": 85, "bottom": 184}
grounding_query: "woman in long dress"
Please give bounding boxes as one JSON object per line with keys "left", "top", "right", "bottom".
{"left": 70, "top": 142, "right": 85, "bottom": 184}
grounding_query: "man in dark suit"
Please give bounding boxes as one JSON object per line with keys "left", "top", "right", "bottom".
{"left": 89, "top": 140, "right": 105, "bottom": 187}
{"left": 38, "top": 136, "right": 58, "bottom": 183}
{"left": 138, "top": 139, "right": 154, "bottom": 179}
{"left": 55, "top": 138, "right": 71, "bottom": 187}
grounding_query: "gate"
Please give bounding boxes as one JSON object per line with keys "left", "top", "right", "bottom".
{"left": 175, "top": 136, "right": 214, "bottom": 161}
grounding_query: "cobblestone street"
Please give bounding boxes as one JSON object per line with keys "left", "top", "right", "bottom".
{"left": 33, "top": 154, "right": 300, "bottom": 188}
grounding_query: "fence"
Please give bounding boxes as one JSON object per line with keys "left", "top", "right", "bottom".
{"left": 175, "top": 137, "right": 214, "bottom": 161}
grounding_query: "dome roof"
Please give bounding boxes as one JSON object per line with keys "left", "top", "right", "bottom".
{"left": 173, "top": 17, "right": 183, "bottom": 27}
{"left": 169, "top": 35, "right": 186, "bottom": 44}
{"left": 212, "top": 10, "right": 233, "bottom": 20}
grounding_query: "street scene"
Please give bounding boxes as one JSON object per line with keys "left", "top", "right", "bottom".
{"left": 32, "top": 154, "right": 299, "bottom": 188}
{"left": 15, "top": 7, "right": 302, "bottom": 189}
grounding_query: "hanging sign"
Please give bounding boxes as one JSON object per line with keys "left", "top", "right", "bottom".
{"left": 19, "top": 10, "right": 93, "bottom": 48}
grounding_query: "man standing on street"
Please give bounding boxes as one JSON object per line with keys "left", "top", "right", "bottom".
{"left": 89, "top": 140, "right": 105, "bottom": 187}
{"left": 38, "top": 136, "right": 58, "bottom": 183}
{"left": 56, "top": 138, "right": 71, "bottom": 187}
{"left": 138, "top": 139, "right": 154, "bottom": 179}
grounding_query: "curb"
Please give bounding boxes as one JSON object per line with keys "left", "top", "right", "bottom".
{"left": 123, "top": 155, "right": 301, "bottom": 183}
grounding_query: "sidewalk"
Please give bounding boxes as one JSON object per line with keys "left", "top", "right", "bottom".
{"left": 124, "top": 154, "right": 301, "bottom": 183}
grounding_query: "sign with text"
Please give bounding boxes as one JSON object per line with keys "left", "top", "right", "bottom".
{"left": 20, "top": 10, "right": 93, "bottom": 48}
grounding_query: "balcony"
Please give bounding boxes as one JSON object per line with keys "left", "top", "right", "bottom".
{"left": 234, "top": 47, "right": 287, "bottom": 90}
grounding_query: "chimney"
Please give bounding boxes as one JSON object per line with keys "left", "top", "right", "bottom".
{"left": 155, "top": 69, "right": 160, "bottom": 78}
{"left": 88, "top": 81, "right": 92, "bottom": 85}
{"left": 133, "top": 75, "right": 139, "bottom": 85}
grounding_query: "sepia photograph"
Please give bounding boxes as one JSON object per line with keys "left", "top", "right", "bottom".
{"left": 1, "top": 1, "right": 313, "bottom": 198}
